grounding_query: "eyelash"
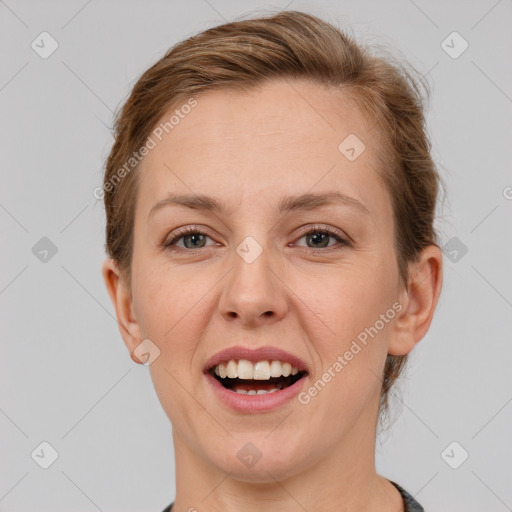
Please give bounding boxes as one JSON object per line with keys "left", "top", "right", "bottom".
{"left": 159, "top": 225, "right": 351, "bottom": 254}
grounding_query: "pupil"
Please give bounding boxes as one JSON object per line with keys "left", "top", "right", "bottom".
{"left": 308, "top": 232, "right": 328, "bottom": 248}
{"left": 184, "top": 233, "right": 205, "bottom": 249}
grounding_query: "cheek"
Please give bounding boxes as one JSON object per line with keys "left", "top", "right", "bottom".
{"left": 298, "top": 275, "right": 390, "bottom": 429}
{"left": 134, "top": 261, "right": 211, "bottom": 338}
{"left": 294, "top": 261, "right": 395, "bottom": 401}
{"left": 131, "top": 269, "right": 202, "bottom": 403}
{"left": 295, "top": 261, "right": 392, "bottom": 346}
{"left": 135, "top": 270, "right": 211, "bottom": 427}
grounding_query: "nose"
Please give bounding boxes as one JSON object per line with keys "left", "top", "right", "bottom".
{"left": 218, "top": 243, "right": 289, "bottom": 328}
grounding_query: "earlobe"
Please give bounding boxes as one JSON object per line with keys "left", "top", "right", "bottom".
{"left": 101, "top": 258, "right": 143, "bottom": 362}
{"left": 387, "top": 245, "right": 443, "bottom": 356}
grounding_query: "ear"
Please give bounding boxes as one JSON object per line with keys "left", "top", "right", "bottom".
{"left": 388, "top": 245, "right": 443, "bottom": 356}
{"left": 101, "top": 258, "right": 144, "bottom": 364}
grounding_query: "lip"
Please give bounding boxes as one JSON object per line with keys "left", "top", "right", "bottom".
{"left": 202, "top": 345, "right": 309, "bottom": 413}
{"left": 204, "top": 370, "right": 308, "bottom": 413}
{"left": 202, "top": 345, "right": 309, "bottom": 374}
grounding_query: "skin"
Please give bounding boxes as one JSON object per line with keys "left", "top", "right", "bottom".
{"left": 102, "top": 78, "right": 443, "bottom": 512}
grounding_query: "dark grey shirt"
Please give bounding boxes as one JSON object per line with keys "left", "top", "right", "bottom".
{"left": 161, "top": 480, "right": 423, "bottom": 511}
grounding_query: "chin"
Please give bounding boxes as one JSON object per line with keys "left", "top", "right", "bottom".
{"left": 208, "top": 444, "right": 307, "bottom": 483}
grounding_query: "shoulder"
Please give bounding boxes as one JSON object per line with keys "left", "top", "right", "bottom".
{"left": 162, "top": 483, "right": 423, "bottom": 512}
{"left": 389, "top": 480, "right": 424, "bottom": 512}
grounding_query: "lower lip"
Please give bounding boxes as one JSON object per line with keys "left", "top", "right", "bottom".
{"left": 204, "top": 371, "right": 308, "bottom": 413}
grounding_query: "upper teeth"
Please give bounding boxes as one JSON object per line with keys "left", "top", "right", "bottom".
{"left": 214, "top": 360, "right": 300, "bottom": 380}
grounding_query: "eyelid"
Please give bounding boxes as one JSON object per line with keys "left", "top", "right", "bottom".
{"left": 160, "top": 225, "right": 215, "bottom": 248}
{"left": 160, "top": 223, "right": 351, "bottom": 252}
{"left": 292, "top": 224, "right": 351, "bottom": 245}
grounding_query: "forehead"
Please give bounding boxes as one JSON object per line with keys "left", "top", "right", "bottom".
{"left": 137, "top": 78, "right": 389, "bottom": 219}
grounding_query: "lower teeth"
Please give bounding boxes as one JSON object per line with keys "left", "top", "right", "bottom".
{"left": 235, "top": 388, "right": 279, "bottom": 395}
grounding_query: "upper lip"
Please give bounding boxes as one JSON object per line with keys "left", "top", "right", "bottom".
{"left": 203, "top": 346, "right": 309, "bottom": 374}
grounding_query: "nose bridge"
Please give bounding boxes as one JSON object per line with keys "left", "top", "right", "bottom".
{"left": 218, "top": 231, "right": 288, "bottom": 324}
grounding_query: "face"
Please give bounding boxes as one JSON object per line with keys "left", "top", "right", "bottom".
{"left": 109, "top": 78, "right": 416, "bottom": 481}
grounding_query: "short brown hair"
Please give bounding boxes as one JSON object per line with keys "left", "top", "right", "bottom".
{"left": 102, "top": 10, "right": 443, "bottom": 424}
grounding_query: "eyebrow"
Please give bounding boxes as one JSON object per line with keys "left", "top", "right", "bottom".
{"left": 147, "top": 191, "right": 370, "bottom": 221}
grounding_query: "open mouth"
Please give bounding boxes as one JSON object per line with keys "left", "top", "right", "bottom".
{"left": 209, "top": 368, "right": 307, "bottom": 395}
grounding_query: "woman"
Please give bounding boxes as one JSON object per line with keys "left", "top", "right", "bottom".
{"left": 101, "top": 10, "right": 443, "bottom": 512}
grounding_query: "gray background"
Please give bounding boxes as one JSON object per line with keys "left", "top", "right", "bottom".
{"left": 1, "top": 0, "right": 511, "bottom": 511}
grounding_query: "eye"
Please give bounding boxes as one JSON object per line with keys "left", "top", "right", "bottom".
{"left": 161, "top": 226, "right": 216, "bottom": 251}
{"left": 293, "top": 225, "right": 350, "bottom": 251}
{"left": 160, "top": 224, "right": 351, "bottom": 253}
